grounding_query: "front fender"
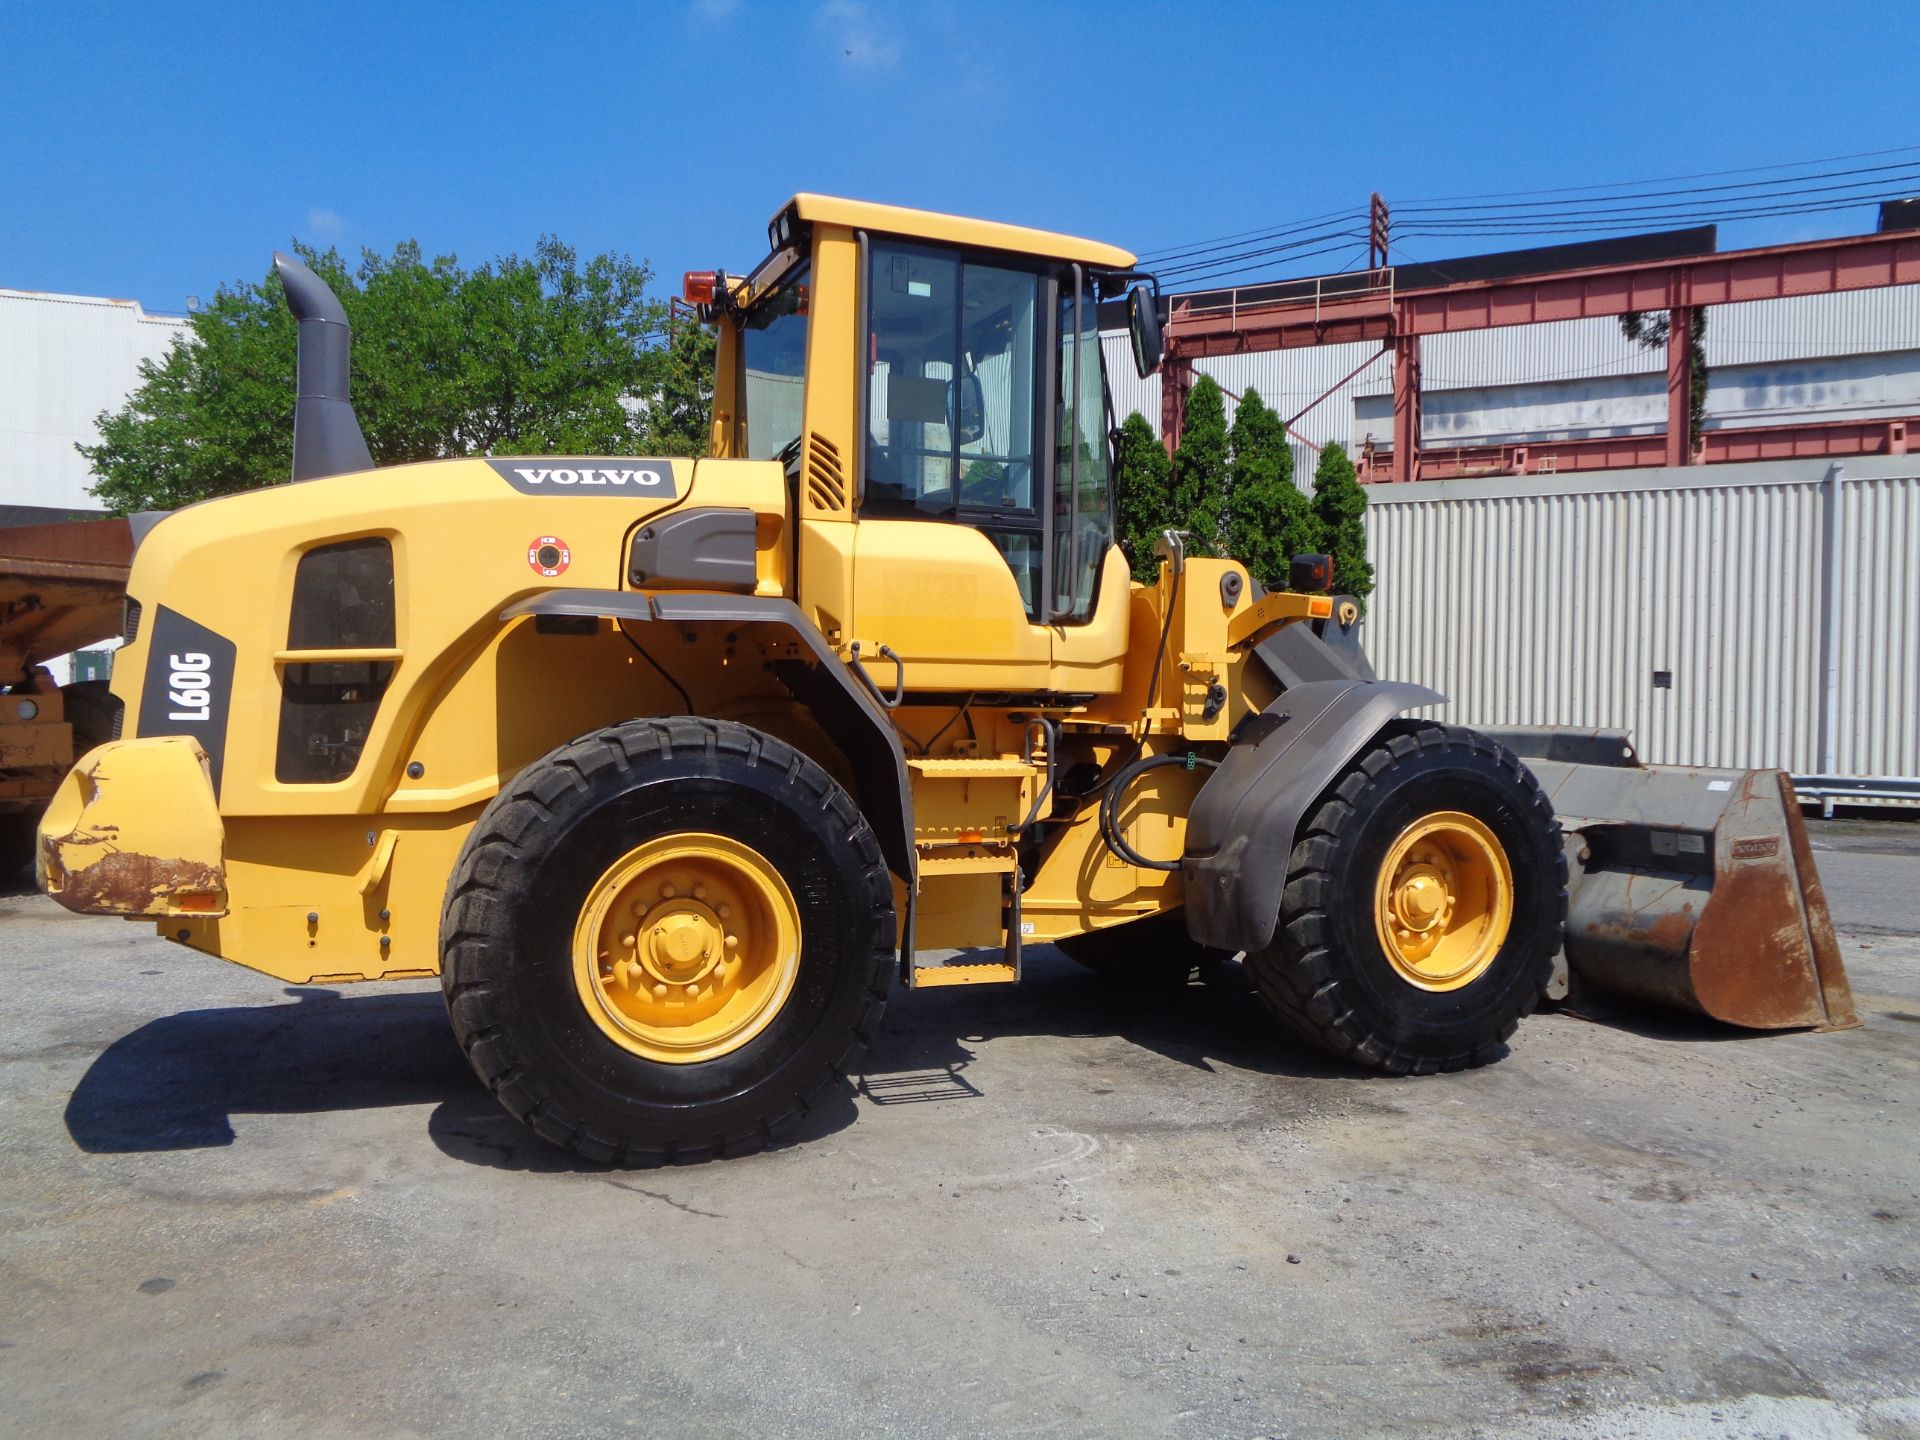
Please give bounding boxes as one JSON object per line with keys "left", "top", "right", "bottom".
{"left": 1182, "top": 678, "right": 1442, "bottom": 952}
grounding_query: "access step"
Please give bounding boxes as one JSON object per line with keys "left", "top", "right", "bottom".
{"left": 909, "top": 960, "right": 1020, "bottom": 988}
{"left": 906, "top": 868, "right": 1024, "bottom": 990}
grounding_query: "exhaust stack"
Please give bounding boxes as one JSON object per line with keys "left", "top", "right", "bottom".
{"left": 273, "top": 252, "right": 373, "bottom": 482}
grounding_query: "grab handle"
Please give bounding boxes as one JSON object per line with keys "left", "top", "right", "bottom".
{"left": 847, "top": 641, "right": 905, "bottom": 710}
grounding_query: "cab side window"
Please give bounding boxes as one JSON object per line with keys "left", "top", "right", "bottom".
{"left": 863, "top": 240, "right": 1046, "bottom": 615}
{"left": 741, "top": 264, "right": 810, "bottom": 462}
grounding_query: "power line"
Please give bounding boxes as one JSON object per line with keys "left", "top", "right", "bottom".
{"left": 1165, "top": 240, "right": 1371, "bottom": 290}
{"left": 1140, "top": 143, "right": 1920, "bottom": 295}
{"left": 1136, "top": 205, "right": 1359, "bottom": 264}
{"left": 1154, "top": 229, "right": 1367, "bottom": 281}
{"left": 1399, "top": 142, "right": 1920, "bottom": 205}
{"left": 1395, "top": 185, "right": 1920, "bottom": 238}
{"left": 1398, "top": 159, "right": 1920, "bottom": 216}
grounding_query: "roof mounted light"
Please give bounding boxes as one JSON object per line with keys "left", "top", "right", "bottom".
{"left": 682, "top": 270, "right": 720, "bottom": 306}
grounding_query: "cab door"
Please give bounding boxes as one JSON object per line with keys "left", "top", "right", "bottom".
{"left": 849, "top": 240, "right": 1064, "bottom": 692}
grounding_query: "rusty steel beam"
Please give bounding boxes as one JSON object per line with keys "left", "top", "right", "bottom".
{"left": 1166, "top": 228, "right": 1920, "bottom": 358}
{"left": 1357, "top": 415, "right": 1920, "bottom": 482}
{"left": 1159, "top": 354, "right": 1195, "bottom": 455}
{"left": 1391, "top": 334, "right": 1422, "bottom": 484}
{"left": 1665, "top": 306, "right": 1696, "bottom": 468}
{"left": 1396, "top": 228, "right": 1920, "bottom": 338}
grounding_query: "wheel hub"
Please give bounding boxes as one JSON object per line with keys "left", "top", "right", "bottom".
{"left": 1393, "top": 866, "right": 1453, "bottom": 932}
{"left": 571, "top": 834, "right": 801, "bottom": 1064}
{"left": 1372, "top": 812, "right": 1514, "bottom": 991}
{"left": 636, "top": 900, "right": 726, "bottom": 985}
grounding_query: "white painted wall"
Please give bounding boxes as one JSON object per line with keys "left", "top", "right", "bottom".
{"left": 1350, "top": 349, "right": 1920, "bottom": 447}
{"left": 0, "top": 287, "right": 190, "bottom": 515}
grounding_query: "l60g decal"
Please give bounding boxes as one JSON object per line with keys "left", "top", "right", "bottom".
{"left": 136, "top": 606, "right": 237, "bottom": 796}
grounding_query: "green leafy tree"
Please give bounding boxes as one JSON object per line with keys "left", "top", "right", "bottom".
{"left": 1170, "top": 374, "right": 1230, "bottom": 553}
{"left": 1224, "top": 386, "right": 1315, "bottom": 590}
{"left": 82, "top": 237, "right": 703, "bottom": 513}
{"left": 1310, "top": 441, "right": 1374, "bottom": 600}
{"left": 1113, "top": 410, "right": 1173, "bottom": 581}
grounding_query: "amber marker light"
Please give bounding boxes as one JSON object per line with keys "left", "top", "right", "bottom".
{"left": 682, "top": 271, "right": 719, "bottom": 306}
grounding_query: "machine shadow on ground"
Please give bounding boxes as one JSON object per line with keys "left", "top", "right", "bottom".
{"left": 60, "top": 949, "right": 1393, "bottom": 1171}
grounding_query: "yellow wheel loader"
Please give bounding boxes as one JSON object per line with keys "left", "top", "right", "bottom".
{"left": 38, "top": 196, "right": 1856, "bottom": 1162}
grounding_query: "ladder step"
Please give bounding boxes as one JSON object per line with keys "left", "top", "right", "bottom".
{"left": 917, "top": 851, "right": 1016, "bottom": 875}
{"left": 910, "top": 961, "right": 1019, "bottom": 988}
{"left": 907, "top": 757, "right": 1037, "bottom": 778}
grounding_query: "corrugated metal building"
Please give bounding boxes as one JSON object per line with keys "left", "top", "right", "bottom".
{"left": 1103, "top": 285, "right": 1920, "bottom": 466}
{"left": 1361, "top": 456, "right": 1918, "bottom": 807}
{"left": 0, "top": 286, "right": 190, "bottom": 522}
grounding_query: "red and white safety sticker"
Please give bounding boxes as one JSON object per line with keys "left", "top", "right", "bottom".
{"left": 527, "top": 535, "right": 572, "bottom": 578}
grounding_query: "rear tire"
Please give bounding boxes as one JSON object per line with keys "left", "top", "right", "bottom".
{"left": 1056, "top": 910, "right": 1232, "bottom": 987}
{"left": 1245, "top": 721, "right": 1566, "bottom": 1074}
{"left": 441, "top": 718, "right": 895, "bottom": 1164}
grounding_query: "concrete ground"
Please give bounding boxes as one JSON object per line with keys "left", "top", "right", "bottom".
{"left": 2, "top": 823, "right": 1917, "bottom": 1440}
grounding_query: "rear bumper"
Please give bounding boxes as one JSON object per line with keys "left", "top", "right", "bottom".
{"left": 37, "top": 736, "right": 228, "bottom": 918}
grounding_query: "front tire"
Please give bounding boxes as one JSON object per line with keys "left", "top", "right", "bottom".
{"left": 441, "top": 718, "right": 894, "bottom": 1163}
{"left": 1245, "top": 722, "right": 1566, "bottom": 1074}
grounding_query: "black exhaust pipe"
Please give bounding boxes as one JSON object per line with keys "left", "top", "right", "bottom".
{"left": 273, "top": 252, "right": 373, "bottom": 482}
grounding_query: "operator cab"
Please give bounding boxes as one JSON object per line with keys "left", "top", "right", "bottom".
{"left": 700, "top": 195, "right": 1160, "bottom": 696}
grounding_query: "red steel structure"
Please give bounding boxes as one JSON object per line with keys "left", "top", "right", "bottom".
{"left": 1160, "top": 227, "right": 1920, "bottom": 482}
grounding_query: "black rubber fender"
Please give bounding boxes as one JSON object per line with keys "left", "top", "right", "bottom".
{"left": 1182, "top": 677, "right": 1444, "bottom": 952}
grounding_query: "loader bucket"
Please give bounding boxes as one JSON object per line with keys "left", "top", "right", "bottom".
{"left": 1483, "top": 729, "right": 1859, "bottom": 1032}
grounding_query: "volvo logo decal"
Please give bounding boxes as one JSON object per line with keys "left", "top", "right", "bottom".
{"left": 487, "top": 458, "right": 680, "bottom": 496}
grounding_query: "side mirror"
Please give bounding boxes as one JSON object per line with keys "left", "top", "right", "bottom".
{"left": 1127, "top": 284, "right": 1163, "bottom": 379}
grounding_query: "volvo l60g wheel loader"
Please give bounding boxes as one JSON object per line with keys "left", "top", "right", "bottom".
{"left": 39, "top": 196, "right": 1857, "bottom": 1162}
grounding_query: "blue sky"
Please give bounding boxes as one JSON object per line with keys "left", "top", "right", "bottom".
{"left": 3, "top": 0, "right": 1915, "bottom": 313}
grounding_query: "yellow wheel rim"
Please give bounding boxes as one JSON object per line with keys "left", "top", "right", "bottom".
{"left": 1371, "top": 811, "right": 1514, "bottom": 992}
{"left": 571, "top": 832, "right": 801, "bottom": 1064}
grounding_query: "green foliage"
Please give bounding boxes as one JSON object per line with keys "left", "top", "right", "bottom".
{"left": 1619, "top": 307, "right": 1710, "bottom": 452}
{"left": 1311, "top": 442, "right": 1373, "bottom": 600}
{"left": 81, "top": 237, "right": 705, "bottom": 514}
{"left": 1112, "top": 411, "right": 1172, "bottom": 582}
{"left": 1223, "top": 387, "right": 1314, "bottom": 591}
{"left": 1170, "top": 374, "right": 1230, "bottom": 553}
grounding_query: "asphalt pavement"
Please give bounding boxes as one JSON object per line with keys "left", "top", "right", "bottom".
{"left": 1, "top": 826, "right": 1916, "bottom": 1439}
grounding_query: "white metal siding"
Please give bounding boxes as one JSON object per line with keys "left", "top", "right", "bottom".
{"left": 1363, "top": 458, "right": 1919, "bottom": 792}
{"left": 1835, "top": 470, "right": 1920, "bottom": 777}
{"left": 0, "top": 288, "right": 190, "bottom": 514}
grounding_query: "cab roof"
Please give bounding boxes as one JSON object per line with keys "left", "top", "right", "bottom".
{"left": 786, "top": 193, "right": 1136, "bottom": 271}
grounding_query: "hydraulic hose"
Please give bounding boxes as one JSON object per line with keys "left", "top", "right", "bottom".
{"left": 1097, "top": 751, "right": 1219, "bottom": 872}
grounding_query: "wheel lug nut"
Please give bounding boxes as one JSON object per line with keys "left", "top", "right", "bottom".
{"left": 716, "top": 904, "right": 730, "bottom": 919}
{"left": 661, "top": 884, "right": 676, "bottom": 899}
{"left": 693, "top": 885, "right": 707, "bottom": 901}
{"left": 684, "top": 983, "right": 699, "bottom": 997}
{"left": 652, "top": 982, "right": 667, "bottom": 998}
{"left": 620, "top": 933, "right": 635, "bottom": 948}
{"left": 724, "top": 934, "right": 739, "bottom": 952}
